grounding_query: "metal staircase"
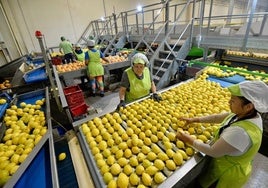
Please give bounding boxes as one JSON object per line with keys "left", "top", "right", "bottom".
{"left": 130, "top": 0, "right": 198, "bottom": 89}
{"left": 77, "top": 0, "right": 268, "bottom": 90}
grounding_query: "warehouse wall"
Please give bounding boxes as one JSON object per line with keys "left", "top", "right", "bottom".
{"left": 0, "top": 0, "right": 265, "bottom": 62}
{"left": 0, "top": 0, "right": 159, "bottom": 59}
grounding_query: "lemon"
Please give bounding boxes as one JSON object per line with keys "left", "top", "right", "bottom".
{"left": 106, "top": 156, "right": 115, "bottom": 165}
{"left": 100, "top": 165, "right": 109, "bottom": 175}
{"left": 154, "top": 159, "right": 165, "bottom": 170}
{"left": 145, "top": 166, "right": 158, "bottom": 176}
{"left": 173, "top": 152, "right": 183, "bottom": 165}
{"left": 147, "top": 152, "right": 157, "bottom": 161}
{"left": 118, "top": 157, "right": 128, "bottom": 167}
{"left": 123, "top": 164, "right": 133, "bottom": 175}
{"left": 110, "top": 163, "right": 121, "bottom": 175}
{"left": 176, "top": 140, "right": 185, "bottom": 149}
{"left": 178, "top": 149, "right": 188, "bottom": 160}
{"left": 58, "top": 152, "right": 66, "bottom": 161}
{"left": 154, "top": 172, "right": 166, "bottom": 184}
{"left": 197, "top": 135, "right": 208, "bottom": 143}
{"left": 107, "top": 179, "right": 117, "bottom": 188}
{"left": 117, "top": 173, "right": 129, "bottom": 188}
{"left": 103, "top": 172, "right": 113, "bottom": 184}
{"left": 135, "top": 165, "right": 145, "bottom": 175}
{"left": 129, "top": 173, "right": 140, "bottom": 186}
{"left": 165, "top": 159, "right": 176, "bottom": 171}
{"left": 129, "top": 157, "right": 138, "bottom": 167}
{"left": 124, "top": 149, "right": 132, "bottom": 158}
{"left": 186, "top": 147, "right": 195, "bottom": 156}
{"left": 142, "top": 172, "right": 152, "bottom": 186}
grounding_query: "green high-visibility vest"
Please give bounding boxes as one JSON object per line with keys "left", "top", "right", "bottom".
{"left": 125, "top": 67, "right": 151, "bottom": 103}
{"left": 199, "top": 113, "right": 262, "bottom": 188}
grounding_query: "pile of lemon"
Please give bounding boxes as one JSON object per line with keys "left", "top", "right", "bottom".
{"left": 80, "top": 77, "right": 231, "bottom": 187}
{"left": 0, "top": 98, "right": 47, "bottom": 186}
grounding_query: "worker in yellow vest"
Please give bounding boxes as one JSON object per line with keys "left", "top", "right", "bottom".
{"left": 177, "top": 80, "right": 268, "bottom": 188}
{"left": 74, "top": 44, "right": 86, "bottom": 62}
{"left": 117, "top": 53, "right": 161, "bottom": 109}
{"left": 85, "top": 40, "right": 109, "bottom": 97}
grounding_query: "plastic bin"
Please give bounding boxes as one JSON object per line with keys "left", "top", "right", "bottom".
{"left": 65, "top": 90, "right": 85, "bottom": 107}
{"left": 70, "top": 103, "right": 88, "bottom": 119}
{"left": 0, "top": 93, "right": 12, "bottom": 120}
{"left": 63, "top": 85, "right": 81, "bottom": 95}
{"left": 51, "top": 56, "right": 63, "bottom": 65}
{"left": 23, "top": 67, "right": 48, "bottom": 84}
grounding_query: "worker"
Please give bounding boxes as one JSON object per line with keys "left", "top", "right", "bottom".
{"left": 176, "top": 80, "right": 268, "bottom": 188}
{"left": 85, "top": 40, "right": 109, "bottom": 97}
{"left": 117, "top": 53, "right": 162, "bottom": 109}
{"left": 59, "top": 36, "right": 74, "bottom": 63}
{"left": 74, "top": 44, "right": 86, "bottom": 62}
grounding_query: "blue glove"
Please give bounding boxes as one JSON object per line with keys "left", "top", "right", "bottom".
{"left": 152, "top": 93, "right": 162, "bottom": 102}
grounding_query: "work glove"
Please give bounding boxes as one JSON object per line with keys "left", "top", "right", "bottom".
{"left": 117, "top": 100, "right": 126, "bottom": 110}
{"left": 152, "top": 93, "right": 162, "bottom": 102}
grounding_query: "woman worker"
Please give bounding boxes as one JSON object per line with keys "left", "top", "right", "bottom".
{"left": 117, "top": 53, "right": 162, "bottom": 109}
{"left": 176, "top": 80, "right": 268, "bottom": 188}
{"left": 85, "top": 40, "right": 109, "bottom": 97}
{"left": 74, "top": 44, "right": 86, "bottom": 62}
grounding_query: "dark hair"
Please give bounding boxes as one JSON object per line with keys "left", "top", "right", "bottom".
{"left": 239, "top": 96, "right": 251, "bottom": 105}
{"left": 239, "top": 96, "right": 258, "bottom": 115}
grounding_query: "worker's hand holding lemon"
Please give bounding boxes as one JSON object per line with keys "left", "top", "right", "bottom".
{"left": 176, "top": 131, "right": 195, "bottom": 145}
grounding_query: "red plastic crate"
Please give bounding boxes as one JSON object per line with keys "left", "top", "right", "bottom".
{"left": 65, "top": 90, "right": 85, "bottom": 107}
{"left": 51, "top": 57, "right": 62, "bottom": 65}
{"left": 63, "top": 85, "right": 81, "bottom": 95}
{"left": 70, "top": 103, "right": 88, "bottom": 118}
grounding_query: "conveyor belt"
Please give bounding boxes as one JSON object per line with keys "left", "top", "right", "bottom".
{"left": 14, "top": 140, "right": 52, "bottom": 188}
{"left": 207, "top": 77, "right": 234, "bottom": 87}
{"left": 54, "top": 138, "right": 78, "bottom": 188}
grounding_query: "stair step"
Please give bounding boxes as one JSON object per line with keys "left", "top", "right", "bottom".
{"left": 153, "top": 66, "right": 167, "bottom": 72}
{"left": 153, "top": 75, "right": 160, "bottom": 81}
{"left": 154, "top": 58, "right": 173, "bottom": 64}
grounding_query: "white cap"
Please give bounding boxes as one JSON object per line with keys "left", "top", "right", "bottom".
{"left": 87, "top": 40, "right": 95, "bottom": 47}
{"left": 75, "top": 44, "right": 81, "bottom": 48}
{"left": 228, "top": 80, "right": 268, "bottom": 113}
{"left": 131, "top": 53, "right": 149, "bottom": 66}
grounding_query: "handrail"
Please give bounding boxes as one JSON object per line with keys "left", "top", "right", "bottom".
{"left": 150, "top": 0, "right": 194, "bottom": 78}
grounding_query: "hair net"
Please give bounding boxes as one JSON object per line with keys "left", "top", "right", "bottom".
{"left": 87, "top": 40, "right": 95, "bottom": 47}
{"left": 228, "top": 80, "right": 268, "bottom": 113}
{"left": 75, "top": 44, "right": 81, "bottom": 48}
{"left": 131, "top": 53, "right": 149, "bottom": 67}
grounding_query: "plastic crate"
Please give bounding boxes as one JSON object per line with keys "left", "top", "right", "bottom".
{"left": 51, "top": 56, "right": 62, "bottom": 65}
{"left": 70, "top": 103, "right": 88, "bottom": 118}
{"left": 23, "top": 67, "right": 47, "bottom": 84}
{"left": 65, "top": 90, "right": 85, "bottom": 107}
{"left": 63, "top": 85, "right": 81, "bottom": 95}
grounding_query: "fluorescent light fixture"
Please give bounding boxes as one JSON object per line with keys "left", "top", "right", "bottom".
{"left": 137, "top": 5, "right": 142, "bottom": 12}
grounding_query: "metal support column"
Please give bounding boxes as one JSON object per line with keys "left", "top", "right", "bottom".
{"left": 226, "top": 0, "right": 235, "bottom": 25}
{"left": 242, "top": 0, "right": 257, "bottom": 51}
{"left": 35, "top": 31, "right": 62, "bottom": 112}
{"left": 206, "top": 0, "right": 214, "bottom": 35}
{"left": 165, "top": 1, "right": 170, "bottom": 35}
{"left": 259, "top": 6, "right": 268, "bottom": 36}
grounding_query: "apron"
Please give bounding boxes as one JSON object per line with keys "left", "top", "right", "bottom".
{"left": 125, "top": 67, "right": 151, "bottom": 103}
{"left": 199, "top": 113, "right": 262, "bottom": 188}
{"left": 87, "top": 50, "right": 104, "bottom": 77}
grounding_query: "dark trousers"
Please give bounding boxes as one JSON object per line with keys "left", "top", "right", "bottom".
{"left": 64, "top": 53, "right": 74, "bottom": 63}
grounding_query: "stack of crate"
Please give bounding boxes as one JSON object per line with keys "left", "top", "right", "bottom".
{"left": 63, "top": 85, "right": 88, "bottom": 119}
